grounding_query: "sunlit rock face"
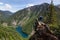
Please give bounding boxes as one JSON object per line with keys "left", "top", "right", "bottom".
{"left": 12, "top": 20, "right": 17, "bottom": 26}
{"left": 2, "top": 22, "right": 8, "bottom": 26}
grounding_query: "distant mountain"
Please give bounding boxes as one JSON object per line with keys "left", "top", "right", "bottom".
{"left": 8, "top": 3, "right": 60, "bottom": 34}
{"left": 56, "top": 5, "right": 60, "bottom": 8}
{"left": 3, "top": 11, "right": 13, "bottom": 15}
{"left": 0, "top": 10, "right": 13, "bottom": 23}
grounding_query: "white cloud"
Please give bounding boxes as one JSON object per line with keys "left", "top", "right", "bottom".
{"left": 0, "top": 3, "right": 12, "bottom": 11}
{"left": 5, "top": 4, "right": 12, "bottom": 9}
{"left": 26, "top": 4, "right": 35, "bottom": 7}
{"left": 0, "top": 2, "right": 3, "bottom": 5}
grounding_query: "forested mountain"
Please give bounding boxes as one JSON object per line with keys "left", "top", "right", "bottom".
{"left": 8, "top": 3, "right": 60, "bottom": 34}
{"left": 0, "top": 10, "right": 13, "bottom": 23}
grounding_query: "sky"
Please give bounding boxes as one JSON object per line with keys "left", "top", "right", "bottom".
{"left": 0, "top": 0, "right": 60, "bottom": 12}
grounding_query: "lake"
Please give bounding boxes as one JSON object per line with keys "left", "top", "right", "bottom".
{"left": 16, "top": 26, "right": 28, "bottom": 38}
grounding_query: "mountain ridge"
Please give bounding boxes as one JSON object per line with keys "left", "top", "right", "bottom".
{"left": 1, "top": 3, "right": 60, "bottom": 34}
{"left": 0, "top": 10, "right": 13, "bottom": 24}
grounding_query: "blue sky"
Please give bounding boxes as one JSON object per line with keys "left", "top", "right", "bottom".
{"left": 0, "top": 0, "right": 60, "bottom": 12}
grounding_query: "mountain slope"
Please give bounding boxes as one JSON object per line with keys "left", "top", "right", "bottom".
{"left": 0, "top": 25, "right": 23, "bottom": 40}
{"left": 9, "top": 3, "right": 60, "bottom": 34}
{"left": 10, "top": 3, "right": 49, "bottom": 25}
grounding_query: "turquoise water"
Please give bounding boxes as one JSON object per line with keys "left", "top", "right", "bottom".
{"left": 16, "top": 26, "right": 28, "bottom": 38}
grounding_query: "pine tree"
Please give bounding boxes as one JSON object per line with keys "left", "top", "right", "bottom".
{"left": 46, "top": 0, "right": 57, "bottom": 24}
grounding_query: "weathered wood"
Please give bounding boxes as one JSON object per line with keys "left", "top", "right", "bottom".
{"left": 29, "top": 21, "right": 58, "bottom": 40}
